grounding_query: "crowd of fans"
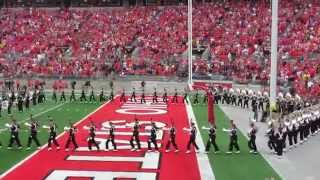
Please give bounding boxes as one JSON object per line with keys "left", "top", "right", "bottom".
{"left": 0, "top": 0, "right": 320, "bottom": 97}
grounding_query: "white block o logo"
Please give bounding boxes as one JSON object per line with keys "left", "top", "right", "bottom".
{"left": 116, "top": 108, "right": 167, "bottom": 115}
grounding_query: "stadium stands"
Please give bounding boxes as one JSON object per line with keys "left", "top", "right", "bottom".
{"left": 0, "top": 0, "right": 319, "bottom": 96}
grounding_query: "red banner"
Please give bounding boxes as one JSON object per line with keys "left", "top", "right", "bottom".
{"left": 207, "top": 91, "right": 215, "bottom": 125}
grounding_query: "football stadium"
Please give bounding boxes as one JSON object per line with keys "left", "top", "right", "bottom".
{"left": 0, "top": 0, "right": 319, "bottom": 180}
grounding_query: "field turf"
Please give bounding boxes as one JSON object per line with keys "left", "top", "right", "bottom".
{"left": 191, "top": 96, "right": 281, "bottom": 180}
{"left": 0, "top": 98, "right": 101, "bottom": 175}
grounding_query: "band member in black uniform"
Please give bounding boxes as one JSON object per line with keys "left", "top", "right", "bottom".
{"left": 32, "top": 91, "right": 37, "bottom": 106}
{"left": 275, "top": 128, "right": 284, "bottom": 157}
{"left": 89, "top": 88, "right": 96, "bottom": 102}
{"left": 237, "top": 93, "right": 243, "bottom": 107}
{"left": 7, "top": 99, "right": 13, "bottom": 115}
{"left": 224, "top": 121, "right": 240, "bottom": 154}
{"left": 109, "top": 88, "right": 114, "bottom": 101}
{"left": 17, "top": 95, "right": 24, "bottom": 112}
{"left": 130, "top": 88, "right": 137, "bottom": 102}
{"left": 251, "top": 93, "right": 258, "bottom": 109}
{"left": 79, "top": 88, "right": 87, "bottom": 102}
{"left": 46, "top": 118, "right": 60, "bottom": 150}
{"left": 243, "top": 93, "right": 249, "bottom": 109}
{"left": 266, "top": 123, "right": 277, "bottom": 153}
{"left": 164, "top": 124, "right": 179, "bottom": 152}
{"left": 279, "top": 124, "right": 287, "bottom": 151}
{"left": 140, "top": 90, "right": 146, "bottom": 104}
{"left": 105, "top": 122, "right": 117, "bottom": 151}
{"left": 183, "top": 89, "right": 188, "bottom": 104}
{"left": 52, "top": 89, "right": 57, "bottom": 103}
{"left": 193, "top": 90, "right": 199, "bottom": 104}
{"left": 258, "top": 94, "right": 264, "bottom": 111}
{"left": 203, "top": 125, "right": 220, "bottom": 153}
{"left": 99, "top": 88, "right": 105, "bottom": 102}
{"left": 7, "top": 119, "right": 22, "bottom": 149}
{"left": 248, "top": 122, "right": 258, "bottom": 153}
{"left": 129, "top": 119, "right": 141, "bottom": 151}
{"left": 26, "top": 116, "right": 41, "bottom": 150}
{"left": 86, "top": 121, "right": 100, "bottom": 151}
{"left": 69, "top": 89, "right": 76, "bottom": 102}
{"left": 184, "top": 122, "right": 199, "bottom": 153}
{"left": 231, "top": 93, "right": 237, "bottom": 106}
{"left": 299, "top": 120, "right": 305, "bottom": 144}
{"left": 65, "top": 123, "right": 79, "bottom": 151}
{"left": 152, "top": 88, "right": 158, "bottom": 103}
{"left": 120, "top": 89, "right": 126, "bottom": 102}
{"left": 25, "top": 93, "right": 30, "bottom": 110}
{"left": 162, "top": 88, "right": 168, "bottom": 103}
{"left": 214, "top": 90, "right": 220, "bottom": 104}
{"left": 172, "top": 89, "right": 178, "bottom": 103}
{"left": 60, "top": 90, "right": 66, "bottom": 101}
{"left": 147, "top": 122, "right": 159, "bottom": 152}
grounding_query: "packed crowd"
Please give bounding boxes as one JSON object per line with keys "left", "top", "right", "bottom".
{"left": 0, "top": 1, "right": 320, "bottom": 97}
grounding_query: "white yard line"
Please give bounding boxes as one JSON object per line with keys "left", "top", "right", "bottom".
{"left": 20, "top": 102, "right": 67, "bottom": 123}
{"left": 0, "top": 98, "right": 115, "bottom": 178}
{"left": 185, "top": 98, "right": 215, "bottom": 180}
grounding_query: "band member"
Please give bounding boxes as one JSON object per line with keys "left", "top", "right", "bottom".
{"left": 70, "top": 89, "right": 76, "bottom": 102}
{"left": 7, "top": 99, "right": 13, "bottom": 115}
{"left": 105, "top": 122, "right": 117, "bottom": 151}
{"left": 248, "top": 122, "right": 258, "bottom": 153}
{"left": 203, "top": 91, "right": 208, "bottom": 104}
{"left": 183, "top": 88, "right": 189, "bottom": 104}
{"left": 32, "top": 91, "right": 37, "bottom": 105}
{"left": 184, "top": 122, "right": 199, "bottom": 153}
{"left": 172, "top": 89, "right": 178, "bottom": 103}
{"left": 224, "top": 121, "right": 240, "bottom": 154}
{"left": 266, "top": 123, "right": 277, "bottom": 153}
{"left": 164, "top": 124, "right": 179, "bottom": 152}
{"left": 109, "top": 88, "right": 114, "bottom": 101}
{"left": 85, "top": 121, "right": 100, "bottom": 151}
{"left": 152, "top": 88, "right": 158, "bottom": 103}
{"left": 120, "top": 88, "right": 126, "bottom": 102}
{"left": 147, "top": 122, "right": 159, "bottom": 152}
{"left": 52, "top": 89, "right": 57, "bottom": 103}
{"left": 65, "top": 123, "right": 79, "bottom": 151}
{"left": 26, "top": 115, "right": 41, "bottom": 150}
{"left": 130, "top": 88, "right": 137, "bottom": 102}
{"left": 162, "top": 88, "right": 168, "bottom": 103}
{"left": 89, "top": 88, "right": 96, "bottom": 102}
{"left": 44, "top": 117, "right": 60, "bottom": 150}
{"left": 60, "top": 90, "right": 66, "bottom": 101}
{"left": 7, "top": 119, "right": 22, "bottom": 149}
{"left": 140, "top": 90, "right": 146, "bottom": 104}
{"left": 128, "top": 119, "right": 141, "bottom": 151}
{"left": 243, "top": 93, "right": 249, "bottom": 109}
{"left": 99, "top": 88, "right": 105, "bottom": 102}
{"left": 17, "top": 95, "right": 24, "bottom": 112}
{"left": 79, "top": 88, "right": 87, "bottom": 102}
{"left": 275, "top": 128, "right": 284, "bottom": 157}
{"left": 25, "top": 92, "right": 30, "bottom": 110}
{"left": 237, "top": 93, "right": 243, "bottom": 107}
{"left": 193, "top": 90, "right": 199, "bottom": 104}
{"left": 203, "top": 124, "right": 220, "bottom": 153}
{"left": 231, "top": 92, "right": 237, "bottom": 106}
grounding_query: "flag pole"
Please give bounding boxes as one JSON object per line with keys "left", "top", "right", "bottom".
{"left": 188, "top": 0, "right": 193, "bottom": 86}
{"left": 270, "top": 0, "right": 279, "bottom": 121}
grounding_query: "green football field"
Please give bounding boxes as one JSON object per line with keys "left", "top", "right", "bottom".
{"left": 0, "top": 98, "right": 102, "bottom": 175}
{"left": 191, "top": 97, "right": 281, "bottom": 180}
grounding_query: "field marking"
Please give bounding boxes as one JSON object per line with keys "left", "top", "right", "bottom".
{"left": 0, "top": 98, "right": 115, "bottom": 179}
{"left": 20, "top": 103, "right": 67, "bottom": 123}
{"left": 185, "top": 98, "right": 215, "bottom": 180}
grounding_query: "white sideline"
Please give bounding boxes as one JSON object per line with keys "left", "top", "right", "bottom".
{"left": 185, "top": 98, "right": 215, "bottom": 180}
{"left": 0, "top": 99, "right": 114, "bottom": 178}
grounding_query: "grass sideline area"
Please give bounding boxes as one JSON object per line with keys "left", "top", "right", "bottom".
{"left": 191, "top": 100, "right": 281, "bottom": 180}
{"left": 0, "top": 99, "right": 101, "bottom": 175}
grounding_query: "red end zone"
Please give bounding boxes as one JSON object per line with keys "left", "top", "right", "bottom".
{"left": 2, "top": 97, "right": 201, "bottom": 180}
